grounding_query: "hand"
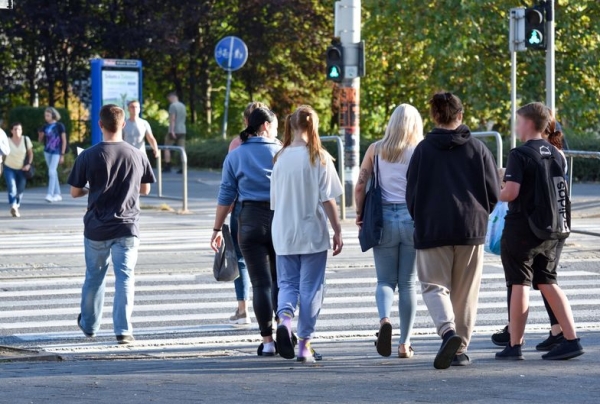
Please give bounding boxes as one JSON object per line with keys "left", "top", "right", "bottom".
{"left": 59, "top": 155, "right": 65, "bottom": 164}
{"left": 332, "top": 232, "right": 343, "bottom": 256}
{"left": 355, "top": 215, "right": 363, "bottom": 229}
{"left": 153, "top": 149, "right": 160, "bottom": 159}
{"left": 210, "top": 230, "right": 223, "bottom": 252}
{"left": 22, "top": 164, "right": 30, "bottom": 172}
{"left": 169, "top": 132, "right": 177, "bottom": 140}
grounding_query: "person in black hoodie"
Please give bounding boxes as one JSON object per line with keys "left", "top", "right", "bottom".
{"left": 406, "top": 92, "right": 499, "bottom": 369}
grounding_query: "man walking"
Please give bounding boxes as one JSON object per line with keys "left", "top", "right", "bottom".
{"left": 68, "top": 104, "right": 156, "bottom": 344}
{"left": 124, "top": 100, "right": 160, "bottom": 159}
{"left": 163, "top": 91, "right": 187, "bottom": 173}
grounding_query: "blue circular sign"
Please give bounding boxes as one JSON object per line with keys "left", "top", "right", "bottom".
{"left": 214, "top": 36, "right": 248, "bottom": 72}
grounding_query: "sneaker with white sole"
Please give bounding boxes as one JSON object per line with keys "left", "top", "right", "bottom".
{"left": 45, "top": 194, "right": 54, "bottom": 203}
{"left": 52, "top": 195, "right": 63, "bottom": 202}
{"left": 10, "top": 205, "right": 20, "bottom": 218}
{"left": 229, "top": 309, "right": 251, "bottom": 325}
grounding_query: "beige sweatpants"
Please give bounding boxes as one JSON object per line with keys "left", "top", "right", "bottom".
{"left": 417, "top": 245, "right": 484, "bottom": 353}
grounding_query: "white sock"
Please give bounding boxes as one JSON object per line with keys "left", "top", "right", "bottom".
{"left": 262, "top": 341, "right": 276, "bottom": 353}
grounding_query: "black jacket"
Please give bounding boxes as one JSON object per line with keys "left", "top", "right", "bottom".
{"left": 406, "top": 125, "right": 500, "bottom": 249}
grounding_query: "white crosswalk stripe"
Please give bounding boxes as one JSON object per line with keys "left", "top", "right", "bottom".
{"left": 1, "top": 261, "right": 599, "bottom": 352}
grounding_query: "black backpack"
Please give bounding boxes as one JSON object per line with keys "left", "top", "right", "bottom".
{"left": 517, "top": 145, "right": 571, "bottom": 240}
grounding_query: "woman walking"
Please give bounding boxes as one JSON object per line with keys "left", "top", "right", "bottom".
{"left": 38, "top": 107, "right": 67, "bottom": 202}
{"left": 355, "top": 104, "right": 423, "bottom": 358}
{"left": 3, "top": 122, "right": 33, "bottom": 217}
{"left": 210, "top": 107, "right": 281, "bottom": 356}
{"left": 271, "top": 106, "right": 343, "bottom": 363}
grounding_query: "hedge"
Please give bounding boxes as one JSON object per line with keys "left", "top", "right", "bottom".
{"left": 8, "top": 106, "right": 73, "bottom": 148}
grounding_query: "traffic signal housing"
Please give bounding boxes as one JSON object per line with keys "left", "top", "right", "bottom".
{"left": 525, "top": 4, "right": 546, "bottom": 50}
{"left": 326, "top": 42, "right": 344, "bottom": 82}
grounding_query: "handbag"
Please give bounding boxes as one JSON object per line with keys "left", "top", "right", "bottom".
{"left": 22, "top": 136, "right": 35, "bottom": 180}
{"left": 213, "top": 224, "right": 240, "bottom": 282}
{"left": 358, "top": 154, "right": 384, "bottom": 252}
{"left": 484, "top": 202, "right": 508, "bottom": 255}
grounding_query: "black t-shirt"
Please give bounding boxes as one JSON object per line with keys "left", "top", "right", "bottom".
{"left": 504, "top": 139, "right": 565, "bottom": 223}
{"left": 68, "top": 141, "right": 156, "bottom": 241}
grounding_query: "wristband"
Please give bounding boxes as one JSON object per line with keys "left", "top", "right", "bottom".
{"left": 213, "top": 228, "right": 222, "bottom": 232}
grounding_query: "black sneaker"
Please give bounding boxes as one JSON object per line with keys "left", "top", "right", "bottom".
{"left": 542, "top": 338, "right": 584, "bottom": 360}
{"left": 491, "top": 325, "right": 510, "bottom": 347}
{"left": 434, "top": 330, "right": 463, "bottom": 370}
{"left": 451, "top": 353, "right": 471, "bottom": 366}
{"left": 276, "top": 325, "right": 295, "bottom": 359}
{"left": 77, "top": 314, "right": 95, "bottom": 338}
{"left": 536, "top": 331, "right": 565, "bottom": 351}
{"left": 116, "top": 335, "right": 135, "bottom": 345}
{"left": 176, "top": 168, "right": 183, "bottom": 174}
{"left": 495, "top": 344, "right": 524, "bottom": 360}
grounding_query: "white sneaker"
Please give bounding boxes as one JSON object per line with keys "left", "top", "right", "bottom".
{"left": 45, "top": 194, "right": 54, "bottom": 203}
{"left": 52, "top": 195, "right": 63, "bottom": 202}
{"left": 229, "top": 309, "right": 251, "bottom": 325}
{"left": 10, "top": 205, "right": 20, "bottom": 218}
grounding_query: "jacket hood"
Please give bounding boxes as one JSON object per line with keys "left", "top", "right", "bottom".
{"left": 426, "top": 124, "right": 472, "bottom": 150}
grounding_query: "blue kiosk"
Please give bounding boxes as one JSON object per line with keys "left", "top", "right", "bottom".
{"left": 90, "top": 58, "right": 143, "bottom": 145}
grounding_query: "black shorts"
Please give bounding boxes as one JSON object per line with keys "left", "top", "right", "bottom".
{"left": 500, "top": 220, "right": 559, "bottom": 288}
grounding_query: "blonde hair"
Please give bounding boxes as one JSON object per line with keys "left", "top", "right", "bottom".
{"left": 243, "top": 101, "right": 268, "bottom": 120}
{"left": 275, "top": 105, "right": 330, "bottom": 166}
{"left": 45, "top": 107, "right": 61, "bottom": 121}
{"left": 377, "top": 104, "right": 423, "bottom": 164}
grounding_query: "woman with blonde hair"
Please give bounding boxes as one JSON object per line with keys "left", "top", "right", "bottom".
{"left": 355, "top": 104, "right": 424, "bottom": 358}
{"left": 38, "top": 107, "right": 67, "bottom": 202}
{"left": 272, "top": 105, "right": 343, "bottom": 363}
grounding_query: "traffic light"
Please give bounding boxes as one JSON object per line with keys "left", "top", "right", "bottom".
{"left": 326, "top": 42, "right": 344, "bottom": 83}
{"left": 525, "top": 4, "right": 546, "bottom": 50}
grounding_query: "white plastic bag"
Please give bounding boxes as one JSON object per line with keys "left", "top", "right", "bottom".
{"left": 485, "top": 202, "right": 508, "bottom": 255}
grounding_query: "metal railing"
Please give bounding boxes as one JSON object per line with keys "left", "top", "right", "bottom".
{"left": 472, "top": 131, "right": 504, "bottom": 168}
{"left": 321, "top": 136, "right": 346, "bottom": 220}
{"left": 146, "top": 145, "right": 189, "bottom": 213}
{"left": 563, "top": 150, "right": 600, "bottom": 199}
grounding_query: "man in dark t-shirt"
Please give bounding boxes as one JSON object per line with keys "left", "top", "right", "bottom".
{"left": 68, "top": 104, "right": 156, "bottom": 345}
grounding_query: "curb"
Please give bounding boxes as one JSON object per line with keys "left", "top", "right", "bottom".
{"left": 0, "top": 346, "right": 63, "bottom": 363}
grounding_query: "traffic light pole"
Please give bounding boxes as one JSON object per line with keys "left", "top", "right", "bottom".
{"left": 545, "top": 0, "right": 555, "bottom": 116}
{"left": 335, "top": 0, "right": 361, "bottom": 208}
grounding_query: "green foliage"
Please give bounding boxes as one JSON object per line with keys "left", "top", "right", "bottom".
{"left": 8, "top": 107, "right": 73, "bottom": 144}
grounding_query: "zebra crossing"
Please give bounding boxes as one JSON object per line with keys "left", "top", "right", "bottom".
{"left": 1, "top": 256, "right": 599, "bottom": 354}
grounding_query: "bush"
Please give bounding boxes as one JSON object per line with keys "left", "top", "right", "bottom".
{"left": 8, "top": 106, "right": 73, "bottom": 148}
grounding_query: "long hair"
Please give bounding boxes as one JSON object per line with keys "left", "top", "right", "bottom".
{"left": 239, "top": 107, "right": 276, "bottom": 142}
{"left": 45, "top": 107, "right": 61, "bottom": 121}
{"left": 275, "top": 105, "right": 329, "bottom": 166}
{"left": 377, "top": 104, "right": 424, "bottom": 163}
{"left": 545, "top": 108, "right": 564, "bottom": 150}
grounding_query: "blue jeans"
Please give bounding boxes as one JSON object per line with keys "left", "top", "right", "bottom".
{"left": 79, "top": 236, "right": 140, "bottom": 336}
{"left": 44, "top": 152, "right": 61, "bottom": 196}
{"left": 276, "top": 251, "right": 328, "bottom": 340}
{"left": 3, "top": 166, "right": 26, "bottom": 206}
{"left": 230, "top": 202, "right": 250, "bottom": 301}
{"left": 372, "top": 203, "right": 417, "bottom": 345}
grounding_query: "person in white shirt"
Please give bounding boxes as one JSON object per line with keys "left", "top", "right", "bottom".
{"left": 124, "top": 100, "right": 159, "bottom": 158}
{"left": 271, "top": 105, "right": 343, "bottom": 363}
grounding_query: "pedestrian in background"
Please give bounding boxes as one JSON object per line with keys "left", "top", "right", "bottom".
{"left": 68, "top": 104, "right": 156, "bottom": 345}
{"left": 3, "top": 122, "right": 33, "bottom": 218}
{"left": 495, "top": 102, "right": 583, "bottom": 361}
{"left": 124, "top": 100, "right": 160, "bottom": 159}
{"left": 0, "top": 126, "right": 10, "bottom": 176}
{"left": 355, "top": 104, "right": 423, "bottom": 359}
{"left": 38, "top": 106, "right": 67, "bottom": 202}
{"left": 271, "top": 105, "right": 343, "bottom": 363}
{"left": 406, "top": 92, "right": 499, "bottom": 369}
{"left": 226, "top": 101, "right": 269, "bottom": 325}
{"left": 210, "top": 107, "right": 281, "bottom": 356}
{"left": 163, "top": 92, "right": 187, "bottom": 173}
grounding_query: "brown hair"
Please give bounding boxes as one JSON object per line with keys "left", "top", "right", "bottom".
{"left": 275, "top": 105, "right": 330, "bottom": 166}
{"left": 429, "top": 92, "right": 463, "bottom": 126}
{"left": 517, "top": 102, "right": 550, "bottom": 133}
{"left": 100, "top": 104, "right": 125, "bottom": 133}
{"left": 545, "top": 108, "right": 563, "bottom": 150}
{"left": 10, "top": 122, "right": 22, "bottom": 130}
{"left": 45, "top": 107, "right": 61, "bottom": 121}
{"left": 243, "top": 101, "right": 268, "bottom": 121}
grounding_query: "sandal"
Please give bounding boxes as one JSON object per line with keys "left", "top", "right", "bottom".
{"left": 398, "top": 345, "right": 414, "bottom": 359}
{"left": 374, "top": 322, "right": 393, "bottom": 357}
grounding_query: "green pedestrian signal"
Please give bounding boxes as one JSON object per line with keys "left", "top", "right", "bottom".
{"left": 328, "top": 66, "right": 341, "bottom": 79}
{"left": 528, "top": 29, "right": 543, "bottom": 45}
{"left": 325, "top": 42, "right": 344, "bottom": 83}
{"left": 525, "top": 5, "right": 546, "bottom": 50}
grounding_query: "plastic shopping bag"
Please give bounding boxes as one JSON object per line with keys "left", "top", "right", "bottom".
{"left": 485, "top": 202, "right": 508, "bottom": 255}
